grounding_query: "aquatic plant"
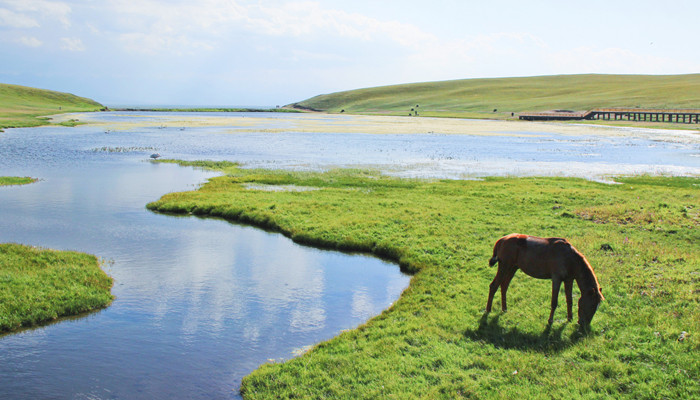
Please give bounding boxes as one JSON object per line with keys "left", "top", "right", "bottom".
{"left": 0, "top": 176, "right": 36, "bottom": 186}
{"left": 91, "top": 146, "right": 157, "bottom": 153}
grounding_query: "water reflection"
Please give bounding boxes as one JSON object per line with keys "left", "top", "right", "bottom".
{"left": 0, "top": 123, "right": 409, "bottom": 399}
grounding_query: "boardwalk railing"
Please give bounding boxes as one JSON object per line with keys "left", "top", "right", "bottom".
{"left": 587, "top": 108, "right": 700, "bottom": 123}
{"left": 520, "top": 108, "right": 700, "bottom": 123}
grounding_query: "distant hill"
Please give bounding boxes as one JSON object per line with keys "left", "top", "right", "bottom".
{"left": 0, "top": 83, "right": 104, "bottom": 129}
{"left": 291, "top": 74, "right": 700, "bottom": 119}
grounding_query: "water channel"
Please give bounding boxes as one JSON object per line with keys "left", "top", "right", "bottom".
{"left": 0, "top": 112, "right": 698, "bottom": 399}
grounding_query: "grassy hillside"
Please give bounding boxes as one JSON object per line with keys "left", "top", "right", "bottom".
{"left": 292, "top": 74, "right": 700, "bottom": 119}
{"left": 148, "top": 161, "right": 699, "bottom": 399}
{"left": 0, "top": 83, "right": 104, "bottom": 129}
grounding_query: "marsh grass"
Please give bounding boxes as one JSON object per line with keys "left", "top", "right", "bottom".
{"left": 0, "top": 243, "right": 113, "bottom": 333}
{"left": 148, "top": 162, "right": 699, "bottom": 399}
{"left": 0, "top": 176, "right": 36, "bottom": 186}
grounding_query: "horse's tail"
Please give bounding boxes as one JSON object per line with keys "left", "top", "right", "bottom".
{"left": 489, "top": 238, "right": 502, "bottom": 267}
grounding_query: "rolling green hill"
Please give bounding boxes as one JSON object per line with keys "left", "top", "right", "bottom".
{"left": 0, "top": 83, "right": 104, "bottom": 129}
{"left": 292, "top": 74, "right": 700, "bottom": 119}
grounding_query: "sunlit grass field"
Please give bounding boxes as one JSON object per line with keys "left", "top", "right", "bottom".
{"left": 148, "top": 161, "right": 699, "bottom": 399}
{"left": 0, "top": 83, "right": 103, "bottom": 130}
{"left": 294, "top": 74, "right": 700, "bottom": 122}
{"left": 0, "top": 243, "right": 113, "bottom": 333}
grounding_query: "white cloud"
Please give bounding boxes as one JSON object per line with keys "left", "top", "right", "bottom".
{"left": 546, "top": 46, "right": 700, "bottom": 75}
{"left": 17, "top": 36, "right": 42, "bottom": 47}
{"left": 243, "top": 1, "right": 435, "bottom": 46}
{"left": 117, "top": 31, "right": 214, "bottom": 55}
{"left": 60, "top": 36, "right": 84, "bottom": 51}
{"left": 102, "top": 0, "right": 433, "bottom": 55}
{"left": 0, "top": 7, "right": 39, "bottom": 28}
{"left": 0, "top": 0, "right": 72, "bottom": 28}
{"left": 395, "top": 31, "right": 552, "bottom": 83}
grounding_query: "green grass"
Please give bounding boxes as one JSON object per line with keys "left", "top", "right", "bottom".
{"left": 0, "top": 176, "right": 36, "bottom": 186}
{"left": 0, "top": 243, "right": 114, "bottom": 333}
{"left": 0, "top": 83, "right": 104, "bottom": 130}
{"left": 147, "top": 161, "right": 699, "bottom": 399}
{"left": 292, "top": 74, "right": 700, "bottom": 121}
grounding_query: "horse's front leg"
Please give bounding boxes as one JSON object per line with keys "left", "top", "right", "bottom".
{"left": 548, "top": 278, "right": 562, "bottom": 324}
{"left": 564, "top": 279, "right": 573, "bottom": 322}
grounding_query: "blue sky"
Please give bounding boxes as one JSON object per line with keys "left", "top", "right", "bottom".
{"left": 1, "top": 0, "right": 699, "bottom": 107}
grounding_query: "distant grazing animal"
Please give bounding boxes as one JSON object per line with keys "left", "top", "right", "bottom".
{"left": 486, "top": 233, "right": 604, "bottom": 327}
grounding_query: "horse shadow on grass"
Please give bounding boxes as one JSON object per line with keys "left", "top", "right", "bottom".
{"left": 463, "top": 312, "right": 588, "bottom": 353}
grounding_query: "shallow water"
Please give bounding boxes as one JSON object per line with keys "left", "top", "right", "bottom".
{"left": 62, "top": 111, "right": 700, "bottom": 180}
{"left": 0, "top": 118, "right": 409, "bottom": 399}
{"left": 0, "top": 111, "right": 698, "bottom": 399}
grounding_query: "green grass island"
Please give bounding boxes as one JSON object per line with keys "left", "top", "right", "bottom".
{"left": 0, "top": 243, "right": 114, "bottom": 333}
{"left": 147, "top": 161, "right": 698, "bottom": 399}
{"left": 0, "top": 167, "right": 111, "bottom": 336}
{"left": 0, "top": 176, "right": 37, "bottom": 186}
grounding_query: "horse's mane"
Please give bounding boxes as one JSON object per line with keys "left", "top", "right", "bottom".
{"left": 572, "top": 247, "right": 604, "bottom": 300}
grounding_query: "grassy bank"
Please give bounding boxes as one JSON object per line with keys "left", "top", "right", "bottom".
{"left": 0, "top": 243, "right": 113, "bottom": 333}
{"left": 147, "top": 161, "right": 699, "bottom": 399}
{"left": 292, "top": 74, "right": 700, "bottom": 122}
{"left": 0, "top": 176, "right": 36, "bottom": 186}
{"left": 0, "top": 83, "right": 104, "bottom": 130}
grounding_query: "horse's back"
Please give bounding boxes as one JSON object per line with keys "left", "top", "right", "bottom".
{"left": 495, "top": 234, "right": 577, "bottom": 279}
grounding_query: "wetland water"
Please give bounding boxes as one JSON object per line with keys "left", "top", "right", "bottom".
{"left": 1, "top": 112, "right": 698, "bottom": 399}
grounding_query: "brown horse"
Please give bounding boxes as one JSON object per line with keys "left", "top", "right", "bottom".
{"left": 486, "top": 233, "right": 604, "bottom": 327}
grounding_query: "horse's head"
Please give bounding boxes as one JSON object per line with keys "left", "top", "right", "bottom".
{"left": 578, "top": 287, "right": 604, "bottom": 327}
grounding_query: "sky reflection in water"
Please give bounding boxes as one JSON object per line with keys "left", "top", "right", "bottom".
{"left": 0, "top": 116, "right": 410, "bottom": 399}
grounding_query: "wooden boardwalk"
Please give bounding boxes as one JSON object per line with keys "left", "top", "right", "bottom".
{"left": 520, "top": 108, "right": 700, "bottom": 123}
{"left": 587, "top": 108, "right": 700, "bottom": 123}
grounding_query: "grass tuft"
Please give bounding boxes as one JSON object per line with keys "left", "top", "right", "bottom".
{"left": 0, "top": 243, "right": 113, "bottom": 333}
{"left": 0, "top": 176, "right": 36, "bottom": 186}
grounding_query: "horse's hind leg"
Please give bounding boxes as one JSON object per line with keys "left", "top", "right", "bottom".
{"left": 548, "top": 278, "right": 563, "bottom": 324}
{"left": 564, "top": 279, "right": 573, "bottom": 322}
{"left": 499, "top": 268, "right": 517, "bottom": 312}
